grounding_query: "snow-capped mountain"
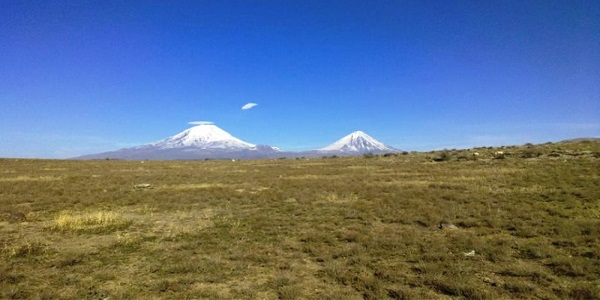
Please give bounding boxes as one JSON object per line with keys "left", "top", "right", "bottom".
{"left": 148, "top": 123, "right": 255, "bottom": 150}
{"left": 319, "top": 131, "right": 398, "bottom": 153}
{"left": 75, "top": 124, "right": 401, "bottom": 160}
{"left": 75, "top": 123, "right": 280, "bottom": 160}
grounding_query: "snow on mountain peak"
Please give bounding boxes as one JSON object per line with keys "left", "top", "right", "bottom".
{"left": 151, "top": 123, "right": 256, "bottom": 150}
{"left": 319, "top": 130, "right": 396, "bottom": 153}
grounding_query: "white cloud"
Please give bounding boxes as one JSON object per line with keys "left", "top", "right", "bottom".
{"left": 188, "top": 121, "right": 214, "bottom": 125}
{"left": 241, "top": 103, "right": 258, "bottom": 110}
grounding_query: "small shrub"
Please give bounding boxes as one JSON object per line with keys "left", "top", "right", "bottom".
{"left": 521, "top": 149, "right": 541, "bottom": 158}
{"left": 277, "top": 286, "right": 301, "bottom": 300}
{"left": 433, "top": 151, "right": 451, "bottom": 162}
{"left": 545, "top": 258, "right": 586, "bottom": 277}
{"left": 363, "top": 153, "right": 376, "bottom": 159}
{"left": 2, "top": 240, "right": 48, "bottom": 259}
{"left": 568, "top": 283, "right": 600, "bottom": 300}
{"left": 428, "top": 278, "right": 487, "bottom": 298}
{"left": 8, "top": 211, "right": 26, "bottom": 223}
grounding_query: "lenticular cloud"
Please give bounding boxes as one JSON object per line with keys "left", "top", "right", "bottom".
{"left": 188, "top": 121, "right": 214, "bottom": 125}
{"left": 241, "top": 103, "right": 258, "bottom": 110}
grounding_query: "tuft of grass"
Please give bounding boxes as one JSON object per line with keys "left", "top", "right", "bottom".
{"left": 51, "top": 211, "right": 131, "bottom": 233}
{"left": 568, "top": 282, "right": 600, "bottom": 300}
{"left": 2, "top": 240, "right": 48, "bottom": 259}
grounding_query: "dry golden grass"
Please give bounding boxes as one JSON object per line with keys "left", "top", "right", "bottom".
{"left": 0, "top": 141, "right": 599, "bottom": 299}
{"left": 52, "top": 211, "right": 131, "bottom": 233}
{"left": 0, "top": 175, "right": 62, "bottom": 182}
{"left": 159, "top": 183, "right": 227, "bottom": 190}
{"left": 2, "top": 240, "right": 48, "bottom": 259}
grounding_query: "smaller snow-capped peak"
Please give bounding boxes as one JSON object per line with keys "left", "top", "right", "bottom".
{"left": 151, "top": 123, "right": 256, "bottom": 150}
{"left": 319, "top": 131, "right": 397, "bottom": 153}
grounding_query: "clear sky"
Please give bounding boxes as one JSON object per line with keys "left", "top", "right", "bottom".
{"left": 1, "top": 1, "right": 599, "bottom": 158}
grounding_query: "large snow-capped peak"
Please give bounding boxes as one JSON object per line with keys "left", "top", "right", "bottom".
{"left": 150, "top": 123, "right": 256, "bottom": 150}
{"left": 319, "top": 131, "right": 397, "bottom": 153}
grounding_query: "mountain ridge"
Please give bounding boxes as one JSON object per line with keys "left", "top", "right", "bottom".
{"left": 146, "top": 123, "right": 256, "bottom": 150}
{"left": 318, "top": 130, "right": 398, "bottom": 153}
{"left": 74, "top": 124, "right": 398, "bottom": 160}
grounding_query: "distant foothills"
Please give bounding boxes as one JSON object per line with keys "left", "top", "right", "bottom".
{"left": 74, "top": 123, "right": 400, "bottom": 160}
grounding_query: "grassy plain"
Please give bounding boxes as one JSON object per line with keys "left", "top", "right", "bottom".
{"left": 1, "top": 141, "right": 599, "bottom": 299}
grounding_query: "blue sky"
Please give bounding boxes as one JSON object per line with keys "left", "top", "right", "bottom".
{"left": 1, "top": 1, "right": 599, "bottom": 158}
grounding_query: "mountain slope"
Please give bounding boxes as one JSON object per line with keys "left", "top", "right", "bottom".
{"left": 75, "top": 123, "right": 278, "bottom": 160}
{"left": 319, "top": 131, "right": 398, "bottom": 154}
{"left": 147, "top": 123, "right": 255, "bottom": 150}
{"left": 75, "top": 125, "right": 401, "bottom": 160}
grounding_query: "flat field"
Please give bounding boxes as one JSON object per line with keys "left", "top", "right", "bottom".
{"left": 1, "top": 142, "right": 599, "bottom": 299}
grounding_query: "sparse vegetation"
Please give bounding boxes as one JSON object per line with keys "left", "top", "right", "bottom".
{"left": 363, "top": 152, "right": 376, "bottom": 158}
{"left": 521, "top": 148, "right": 542, "bottom": 158}
{"left": 1, "top": 140, "right": 599, "bottom": 298}
{"left": 433, "top": 150, "right": 452, "bottom": 161}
